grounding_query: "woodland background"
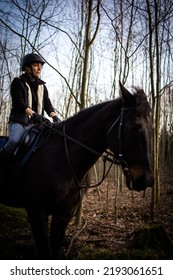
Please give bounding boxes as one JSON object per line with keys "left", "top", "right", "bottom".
{"left": 0, "top": 0, "right": 173, "bottom": 259}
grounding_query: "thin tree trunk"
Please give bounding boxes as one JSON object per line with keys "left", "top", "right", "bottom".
{"left": 80, "top": 0, "right": 100, "bottom": 109}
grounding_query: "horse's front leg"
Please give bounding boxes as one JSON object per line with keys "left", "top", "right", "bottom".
{"left": 50, "top": 214, "right": 70, "bottom": 259}
{"left": 27, "top": 207, "right": 52, "bottom": 259}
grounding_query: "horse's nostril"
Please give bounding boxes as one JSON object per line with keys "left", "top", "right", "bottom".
{"left": 125, "top": 171, "right": 154, "bottom": 191}
{"left": 133, "top": 175, "right": 154, "bottom": 191}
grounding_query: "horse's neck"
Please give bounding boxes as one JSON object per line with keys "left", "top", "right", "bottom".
{"left": 58, "top": 100, "right": 120, "bottom": 179}
{"left": 65, "top": 120, "right": 107, "bottom": 178}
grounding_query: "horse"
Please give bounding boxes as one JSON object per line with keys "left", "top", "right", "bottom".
{"left": 0, "top": 82, "right": 154, "bottom": 259}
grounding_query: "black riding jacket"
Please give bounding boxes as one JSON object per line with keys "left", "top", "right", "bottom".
{"left": 9, "top": 74, "right": 55, "bottom": 125}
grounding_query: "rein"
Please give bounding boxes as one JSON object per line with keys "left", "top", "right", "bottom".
{"left": 63, "top": 124, "right": 115, "bottom": 189}
{"left": 42, "top": 106, "right": 134, "bottom": 189}
{"left": 42, "top": 121, "right": 117, "bottom": 189}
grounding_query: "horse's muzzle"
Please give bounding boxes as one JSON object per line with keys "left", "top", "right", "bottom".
{"left": 125, "top": 167, "right": 154, "bottom": 191}
{"left": 130, "top": 175, "right": 154, "bottom": 191}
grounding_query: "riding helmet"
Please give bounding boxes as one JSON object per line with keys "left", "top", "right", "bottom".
{"left": 21, "top": 53, "right": 45, "bottom": 71}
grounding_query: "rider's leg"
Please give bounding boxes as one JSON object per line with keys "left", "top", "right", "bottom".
{"left": 0, "top": 123, "right": 29, "bottom": 174}
{"left": 0, "top": 148, "right": 13, "bottom": 173}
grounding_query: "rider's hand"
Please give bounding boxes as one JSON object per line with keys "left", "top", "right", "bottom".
{"left": 32, "top": 113, "right": 44, "bottom": 123}
{"left": 53, "top": 115, "right": 61, "bottom": 123}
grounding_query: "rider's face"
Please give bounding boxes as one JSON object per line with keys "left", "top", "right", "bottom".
{"left": 30, "top": 63, "right": 43, "bottom": 77}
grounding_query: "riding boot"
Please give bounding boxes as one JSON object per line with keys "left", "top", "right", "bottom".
{"left": 0, "top": 148, "right": 13, "bottom": 176}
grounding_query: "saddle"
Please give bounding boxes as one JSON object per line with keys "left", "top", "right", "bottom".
{"left": 0, "top": 122, "right": 51, "bottom": 170}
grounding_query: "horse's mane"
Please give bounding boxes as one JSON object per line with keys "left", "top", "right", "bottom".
{"left": 132, "top": 88, "right": 151, "bottom": 117}
{"left": 56, "top": 87, "right": 151, "bottom": 132}
{"left": 65, "top": 99, "right": 115, "bottom": 126}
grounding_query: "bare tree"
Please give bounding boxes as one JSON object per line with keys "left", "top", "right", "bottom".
{"left": 0, "top": 0, "right": 173, "bottom": 191}
{"left": 80, "top": 0, "right": 101, "bottom": 109}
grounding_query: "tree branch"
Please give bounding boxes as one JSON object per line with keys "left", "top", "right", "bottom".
{"left": 0, "top": 18, "right": 81, "bottom": 107}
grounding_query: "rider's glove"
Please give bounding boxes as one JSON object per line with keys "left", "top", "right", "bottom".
{"left": 53, "top": 115, "right": 61, "bottom": 123}
{"left": 32, "top": 113, "right": 44, "bottom": 123}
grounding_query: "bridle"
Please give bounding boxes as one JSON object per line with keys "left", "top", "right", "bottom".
{"left": 41, "top": 106, "right": 134, "bottom": 189}
{"left": 106, "top": 106, "right": 135, "bottom": 190}
{"left": 61, "top": 106, "right": 135, "bottom": 189}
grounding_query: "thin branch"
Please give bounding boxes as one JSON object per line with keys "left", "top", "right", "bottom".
{"left": 0, "top": 18, "right": 81, "bottom": 107}
{"left": 65, "top": 219, "right": 87, "bottom": 257}
{"left": 10, "top": 0, "right": 84, "bottom": 59}
{"left": 89, "top": 0, "right": 101, "bottom": 46}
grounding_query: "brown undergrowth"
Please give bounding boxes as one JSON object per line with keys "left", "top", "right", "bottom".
{"left": 65, "top": 182, "right": 173, "bottom": 259}
{"left": 0, "top": 182, "right": 172, "bottom": 259}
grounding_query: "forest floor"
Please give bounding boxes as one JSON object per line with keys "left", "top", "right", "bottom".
{"left": 0, "top": 181, "right": 173, "bottom": 260}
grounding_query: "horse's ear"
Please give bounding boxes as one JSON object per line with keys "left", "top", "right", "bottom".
{"left": 119, "top": 81, "right": 134, "bottom": 106}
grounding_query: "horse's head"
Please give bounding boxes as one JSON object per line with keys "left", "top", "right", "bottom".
{"left": 108, "top": 82, "right": 154, "bottom": 192}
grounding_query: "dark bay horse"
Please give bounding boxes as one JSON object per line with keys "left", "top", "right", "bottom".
{"left": 0, "top": 82, "right": 154, "bottom": 259}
